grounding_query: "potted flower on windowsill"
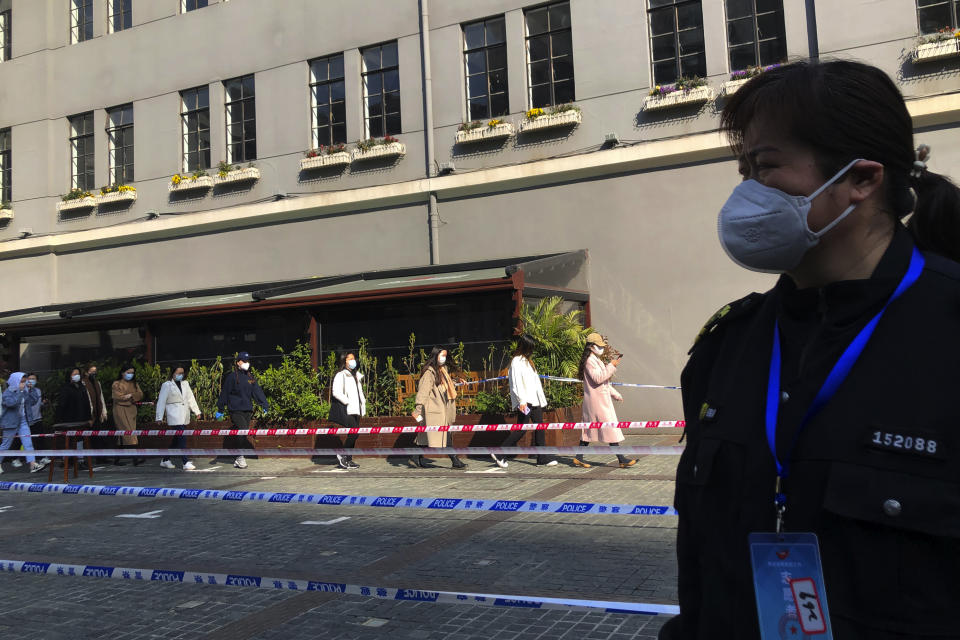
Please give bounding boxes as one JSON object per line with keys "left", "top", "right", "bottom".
{"left": 0, "top": 201, "right": 12, "bottom": 221}
{"left": 57, "top": 188, "right": 97, "bottom": 213}
{"left": 352, "top": 135, "right": 406, "bottom": 162}
{"left": 722, "top": 63, "right": 782, "bottom": 96}
{"left": 97, "top": 184, "right": 138, "bottom": 206}
{"left": 215, "top": 160, "right": 261, "bottom": 185}
{"left": 644, "top": 76, "right": 713, "bottom": 111}
{"left": 914, "top": 28, "right": 960, "bottom": 62}
{"left": 300, "top": 144, "right": 351, "bottom": 170}
{"left": 456, "top": 118, "right": 515, "bottom": 144}
{"left": 518, "top": 104, "right": 582, "bottom": 133}
{"left": 169, "top": 169, "right": 214, "bottom": 193}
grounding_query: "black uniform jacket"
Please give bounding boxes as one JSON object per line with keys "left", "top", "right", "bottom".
{"left": 669, "top": 226, "right": 960, "bottom": 639}
{"left": 216, "top": 370, "right": 269, "bottom": 413}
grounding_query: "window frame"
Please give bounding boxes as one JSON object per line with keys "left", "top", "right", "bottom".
{"left": 360, "top": 41, "right": 402, "bottom": 139}
{"left": 70, "top": 0, "right": 93, "bottom": 44}
{"left": 0, "top": 9, "right": 11, "bottom": 62}
{"left": 224, "top": 74, "right": 256, "bottom": 164}
{"left": 68, "top": 112, "right": 95, "bottom": 191}
{"left": 0, "top": 128, "right": 11, "bottom": 205}
{"left": 106, "top": 103, "right": 134, "bottom": 186}
{"left": 180, "top": 86, "right": 211, "bottom": 173}
{"left": 523, "top": 1, "right": 575, "bottom": 110}
{"left": 309, "top": 54, "right": 347, "bottom": 149}
{"left": 107, "top": 0, "right": 132, "bottom": 34}
{"left": 462, "top": 15, "right": 509, "bottom": 121}
{"left": 182, "top": 0, "right": 209, "bottom": 13}
{"left": 916, "top": 0, "right": 960, "bottom": 33}
{"left": 725, "top": 0, "right": 787, "bottom": 72}
{"left": 648, "top": 0, "right": 707, "bottom": 87}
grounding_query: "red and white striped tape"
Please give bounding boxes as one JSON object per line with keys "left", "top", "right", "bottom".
{"left": 32, "top": 420, "right": 685, "bottom": 439}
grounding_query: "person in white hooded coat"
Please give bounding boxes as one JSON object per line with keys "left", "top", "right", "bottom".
{"left": 155, "top": 366, "right": 201, "bottom": 470}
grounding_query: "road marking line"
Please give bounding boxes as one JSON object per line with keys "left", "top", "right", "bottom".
{"left": 0, "top": 506, "right": 12, "bottom": 513}
{"left": 466, "top": 468, "right": 506, "bottom": 474}
{"left": 300, "top": 516, "right": 350, "bottom": 526}
{"left": 115, "top": 510, "right": 164, "bottom": 519}
{"left": 312, "top": 469, "right": 348, "bottom": 473}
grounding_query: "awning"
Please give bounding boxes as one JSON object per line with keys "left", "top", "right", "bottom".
{"left": 1, "top": 251, "right": 589, "bottom": 334}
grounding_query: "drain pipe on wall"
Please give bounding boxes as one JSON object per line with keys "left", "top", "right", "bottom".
{"left": 419, "top": 0, "right": 441, "bottom": 265}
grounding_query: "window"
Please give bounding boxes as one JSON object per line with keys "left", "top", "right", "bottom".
{"left": 726, "top": 0, "right": 786, "bottom": 72}
{"left": 917, "top": 0, "right": 960, "bottom": 33}
{"left": 69, "top": 112, "right": 95, "bottom": 191}
{"left": 70, "top": 0, "right": 93, "bottom": 44}
{"left": 224, "top": 74, "right": 256, "bottom": 163}
{"left": 106, "top": 104, "right": 134, "bottom": 185}
{"left": 525, "top": 2, "right": 574, "bottom": 108}
{"left": 649, "top": 0, "right": 706, "bottom": 86}
{"left": 0, "top": 10, "right": 11, "bottom": 62}
{"left": 108, "top": 0, "right": 132, "bottom": 33}
{"left": 181, "top": 86, "right": 211, "bottom": 172}
{"left": 309, "top": 54, "right": 347, "bottom": 148}
{"left": 463, "top": 16, "right": 509, "bottom": 121}
{"left": 361, "top": 42, "right": 401, "bottom": 138}
{"left": 0, "top": 128, "right": 10, "bottom": 205}
{"left": 183, "top": 0, "right": 209, "bottom": 11}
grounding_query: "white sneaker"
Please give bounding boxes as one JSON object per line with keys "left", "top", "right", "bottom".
{"left": 234, "top": 456, "right": 247, "bottom": 469}
{"left": 490, "top": 454, "right": 508, "bottom": 469}
{"left": 39, "top": 457, "right": 51, "bottom": 465}
{"left": 545, "top": 460, "right": 559, "bottom": 466}
{"left": 183, "top": 461, "right": 196, "bottom": 471}
{"left": 11, "top": 460, "right": 22, "bottom": 468}
{"left": 30, "top": 461, "right": 47, "bottom": 473}
{"left": 159, "top": 460, "right": 175, "bottom": 469}
{"left": 0, "top": 465, "right": 4, "bottom": 474}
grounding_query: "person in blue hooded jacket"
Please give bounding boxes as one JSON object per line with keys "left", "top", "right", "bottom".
{"left": 0, "top": 372, "right": 48, "bottom": 473}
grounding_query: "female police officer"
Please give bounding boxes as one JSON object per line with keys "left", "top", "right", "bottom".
{"left": 662, "top": 60, "right": 960, "bottom": 639}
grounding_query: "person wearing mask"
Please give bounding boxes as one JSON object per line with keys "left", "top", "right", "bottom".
{"left": 329, "top": 351, "right": 366, "bottom": 470}
{"left": 215, "top": 352, "right": 269, "bottom": 469}
{"left": 0, "top": 372, "right": 48, "bottom": 473}
{"left": 55, "top": 368, "right": 91, "bottom": 470}
{"left": 23, "top": 373, "right": 50, "bottom": 467}
{"left": 82, "top": 364, "right": 108, "bottom": 465}
{"left": 410, "top": 347, "right": 465, "bottom": 469}
{"left": 662, "top": 60, "right": 960, "bottom": 639}
{"left": 156, "top": 366, "right": 201, "bottom": 471}
{"left": 111, "top": 365, "right": 145, "bottom": 466}
{"left": 492, "top": 334, "right": 557, "bottom": 468}
{"left": 573, "top": 333, "right": 635, "bottom": 469}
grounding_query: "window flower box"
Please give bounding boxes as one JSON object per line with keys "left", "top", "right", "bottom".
{"left": 352, "top": 141, "right": 406, "bottom": 162}
{"left": 0, "top": 208, "right": 12, "bottom": 221}
{"left": 721, "top": 78, "right": 750, "bottom": 96}
{"left": 914, "top": 38, "right": 960, "bottom": 62}
{"left": 97, "top": 186, "right": 137, "bottom": 206}
{"left": 300, "top": 151, "right": 351, "bottom": 171}
{"left": 519, "top": 109, "right": 581, "bottom": 133}
{"left": 644, "top": 85, "right": 714, "bottom": 111}
{"left": 456, "top": 121, "right": 514, "bottom": 144}
{"left": 169, "top": 175, "right": 214, "bottom": 193}
{"left": 215, "top": 167, "right": 261, "bottom": 185}
{"left": 57, "top": 195, "right": 96, "bottom": 213}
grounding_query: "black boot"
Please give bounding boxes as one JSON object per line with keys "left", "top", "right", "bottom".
{"left": 449, "top": 455, "right": 466, "bottom": 469}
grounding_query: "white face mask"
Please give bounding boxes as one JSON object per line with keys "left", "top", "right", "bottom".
{"left": 437, "top": 355, "right": 447, "bottom": 366}
{"left": 717, "top": 158, "right": 863, "bottom": 273}
{"left": 239, "top": 362, "right": 250, "bottom": 371}
{"left": 347, "top": 359, "right": 357, "bottom": 370}
{"left": 591, "top": 345, "right": 604, "bottom": 356}
{"left": 71, "top": 374, "right": 81, "bottom": 383}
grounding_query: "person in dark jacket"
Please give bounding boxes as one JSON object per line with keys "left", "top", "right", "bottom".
{"left": 81, "top": 363, "right": 109, "bottom": 465}
{"left": 55, "top": 368, "right": 92, "bottom": 426}
{"left": 662, "top": 60, "right": 960, "bottom": 640}
{"left": 215, "top": 352, "right": 269, "bottom": 469}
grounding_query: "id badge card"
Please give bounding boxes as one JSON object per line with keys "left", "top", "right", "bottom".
{"left": 749, "top": 532, "right": 833, "bottom": 639}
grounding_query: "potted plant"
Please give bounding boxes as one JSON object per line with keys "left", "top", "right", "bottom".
{"left": 215, "top": 160, "right": 261, "bottom": 185}
{"left": 518, "top": 103, "right": 582, "bottom": 133}
{"left": 722, "top": 63, "right": 782, "bottom": 96}
{"left": 0, "top": 200, "right": 11, "bottom": 221}
{"left": 57, "top": 187, "right": 97, "bottom": 213}
{"left": 456, "top": 118, "right": 515, "bottom": 144}
{"left": 169, "top": 168, "right": 214, "bottom": 193}
{"left": 300, "top": 143, "right": 351, "bottom": 170}
{"left": 352, "top": 135, "right": 406, "bottom": 162}
{"left": 914, "top": 28, "right": 960, "bottom": 62}
{"left": 644, "top": 75, "right": 713, "bottom": 111}
{"left": 97, "top": 184, "right": 138, "bottom": 206}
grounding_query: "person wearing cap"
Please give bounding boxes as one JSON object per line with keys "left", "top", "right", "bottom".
{"left": 0, "top": 372, "right": 48, "bottom": 474}
{"left": 573, "top": 333, "right": 635, "bottom": 469}
{"left": 215, "top": 352, "right": 269, "bottom": 469}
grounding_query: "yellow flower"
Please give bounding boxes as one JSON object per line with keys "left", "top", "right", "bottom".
{"left": 487, "top": 119, "right": 503, "bottom": 127}
{"left": 171, "top": 174, "right": 183, "bottom": 185}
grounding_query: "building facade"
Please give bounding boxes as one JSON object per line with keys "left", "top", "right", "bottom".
{"left": 0, "top": 0, "right": 956, "bottom": 418}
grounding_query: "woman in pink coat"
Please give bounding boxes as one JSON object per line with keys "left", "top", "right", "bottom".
{"left": 573, "top": 333, "right": 636, "bottom": 469}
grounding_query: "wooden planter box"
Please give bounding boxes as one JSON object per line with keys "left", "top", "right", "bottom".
{"left": 352, "top": 142, "right": 406, "bottom": 162}
{"left": 721, "top": 78, "right": 750, "bottom": 96}
{"left": 456, "top": 122, "right": 514, "bottom": 144}
{"left": 168, "top": 176, "right": 214, "bottom": 193}
{"left": 644, "top": 86, "right": 714, "bottom": 111}
{"left": 519, "top": 110, "right": 581, "bottom": 133}
{"left": 0, "top": 208, "right": 12, "bottom": 221}
{"left": 300, "top": 152, "right": 351, "bottom": 171}
{"left": 97, "top": 190, "right": 137, "bottom": 206}
{"left": 914, "top": 39, "right": 960, "bottom": 63}
{"left": 57, "top": 197, "right": 96, "bottom": 213}
{"left": 215, "top": 167, "right": 261, "bottom": 186}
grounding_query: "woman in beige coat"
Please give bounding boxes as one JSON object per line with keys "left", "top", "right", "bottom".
{"left": 111, "top": 364, "right": 145, "bottom": 466}
{"left": 409, "top": 347, "right": 466, "bottom": 469}
{"left": 573, "top": 333, "right": 635, "bottom": 469}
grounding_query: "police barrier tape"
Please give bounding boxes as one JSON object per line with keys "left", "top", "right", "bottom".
{"left": 0, "top": 445, "right": 685, "bottom": 458}
{"left": 0, "top": 558, "right": 680, "bottom": 616}
{"left": 31, "top": 420, "right": 686, "bottom": 438}
{"left": 0, "top": 481, "right": 677, "bottom": 516}
{"left": 456, "top": 375, "right": 681, "bottom": 390}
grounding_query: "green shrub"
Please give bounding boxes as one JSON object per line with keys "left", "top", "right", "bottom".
{"left": 256, "top": 342, "right": 328, "bottom": 422}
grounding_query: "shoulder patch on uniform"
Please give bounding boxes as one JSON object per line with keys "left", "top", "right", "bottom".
{"left": 689, "top": 292, "right": 764, "bottom": 355}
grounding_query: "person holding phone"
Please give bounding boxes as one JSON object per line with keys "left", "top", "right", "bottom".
{"left": 492, "top": 334, "right": 557, "bottom": 468}
{"left": 0, "top": 372, "right": 47, "bottom": 473}
{"left": 573, "top": 333, "right": 635, "bottom": 468}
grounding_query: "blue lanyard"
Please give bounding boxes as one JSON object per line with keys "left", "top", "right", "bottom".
{"left": 765, "top": 247, "right": 925, "bottom": 530}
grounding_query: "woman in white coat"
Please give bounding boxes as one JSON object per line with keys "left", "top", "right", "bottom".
{"left": 329, "top": 352, "right": 366, "bottom": 470}
{"left": 155, "top": 366, "right": 201, "bottom": 470}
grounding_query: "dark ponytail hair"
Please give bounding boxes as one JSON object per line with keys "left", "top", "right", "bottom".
{"left": 721, "top": 60, "right": 960, "bottom": 259}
